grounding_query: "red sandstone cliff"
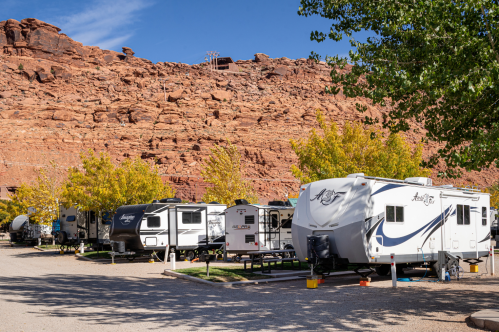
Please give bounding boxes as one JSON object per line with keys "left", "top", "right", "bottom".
{"left": 0, "top": 18, "right": 497, "bottom": 202}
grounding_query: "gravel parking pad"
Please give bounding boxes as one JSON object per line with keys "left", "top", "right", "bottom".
{"left": 1, "top": 242, "right": 497, "bottom": 331}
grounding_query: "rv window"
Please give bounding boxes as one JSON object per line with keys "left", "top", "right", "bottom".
{"left": 147, "top": 216, "right": 161, "bottom": 228}
{"left": 482, "top": 207, "right": 487, "bottom": 226}
{"left": 271, "top": 214, "right": 278, "bottom": 228}
{"left": 457, "top": 205, "right": 470, "bottom": 225}
{"left": 245, "top": 215, "right": 255, "bottom": 224}
{"left": 386, "top": 206, "right": 403, "bottom": 222}
{"left": 66, "top": 215, "right": 76, "bottom": 222}
{"left": 182, "top": 212, "right": 202, "bottom": 224}
{"left": 281, "top": 219, "right": 292, "bottom": 229}
{"left": 396, "top": 206, "right": 404, "bottom": 222}
{"left": 245, "top": 234, "right": 255, "bottom": 243}
{"left": 386, "top": 206, "right": 395, "bottom": 222}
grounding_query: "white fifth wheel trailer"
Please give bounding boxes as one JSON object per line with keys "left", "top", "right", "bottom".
{"left": 225, "top": 201, "right": 295, "bottom": 258}
{"left": 110, "top": 200, "right": 227, "bottom": 260}
{"left": 292, "top": 173, "right": 490, "bottom": 276}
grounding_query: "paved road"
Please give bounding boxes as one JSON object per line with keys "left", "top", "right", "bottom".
{"left": 0, "top": 242, "right": 497, "bottom": 331}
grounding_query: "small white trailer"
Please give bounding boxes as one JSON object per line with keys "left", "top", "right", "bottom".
{"left": 110, "top": 200, "right": 227, "bottom": 260}
{"left": 292, "top": 173, "right": 491, "bottom": 276}
{"left": 9, "top": 215, "right": 53, "bottom": 244}
{"left": 55, "top": 205, "right": 110, "bottom": 249}
{"left": 225, "top": 201, "right": 295, "bottom": 259}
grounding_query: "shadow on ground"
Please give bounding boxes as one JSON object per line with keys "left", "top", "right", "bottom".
{"left": 0, "top": 260, "right": 496, "bottom": 331}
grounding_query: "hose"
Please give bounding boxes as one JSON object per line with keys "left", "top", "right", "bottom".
{"left": 397, "top": 248, "right": 438, "bottom": 282}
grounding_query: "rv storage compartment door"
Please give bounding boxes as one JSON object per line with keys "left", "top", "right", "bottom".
{"left": 307, "top": 235, "right": 330, "bottom": 260}
{"left": 177, "top": 208, "right": 206, "bottom": 248}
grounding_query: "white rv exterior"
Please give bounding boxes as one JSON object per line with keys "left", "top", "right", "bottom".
{"left": 292, "top": 174, "right": 490, "bottom": 265}
{"left": 110, "top": 202, "right": 227, "bottom": 258}
{"left": 9, "top": 215, "right": 52, "bottom": 243}
{"left": 57, "top": 206, "right": 110, "bottom": 246}
{"left": 225, "top": 204, "right": 295, "bottom": 254}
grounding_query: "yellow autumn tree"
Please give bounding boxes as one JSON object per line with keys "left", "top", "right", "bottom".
{"left": 290, "top": 110, "right": 431, "bottom": 183}
{"left": 5, "top": 162, "right": 63, "bottom": 225}
{"left": 0, "top": 200, "right": 24, "bottom": 226}
{"left": 201, "top": 140, "right": 258, "bottom": 207}
{"left": 62, "top": 150, "right": 175, "bottom": 214}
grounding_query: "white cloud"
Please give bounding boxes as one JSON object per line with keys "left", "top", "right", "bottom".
{"left": 53, "top": 0, "right": 151, "bottom": 50}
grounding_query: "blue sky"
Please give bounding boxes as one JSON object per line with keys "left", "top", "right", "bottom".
{"left": 2, "top": 0, "right": 371, "bottom": 64}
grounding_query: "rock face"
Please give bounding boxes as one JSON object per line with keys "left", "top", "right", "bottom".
{"left": 0, "top": 18, "right": 497, "bottom": 202}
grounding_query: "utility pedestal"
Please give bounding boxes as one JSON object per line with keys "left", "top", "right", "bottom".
{"left": 170, "top": 253, "right": 176, "bottom": 270}
{"left": 79, "top": 242, "right": 85, "bottom": 254}
{"left": 199, "top": 254, "right": 217, "bottom": 277}
{"left": 37, "top": 238, "right": 41, "bottom": 247}
{"left": 390, "top": 253, "right": 397, "bottom": 287}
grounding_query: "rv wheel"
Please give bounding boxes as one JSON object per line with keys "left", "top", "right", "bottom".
{"left": 156, "top": 251, "right": 165, "bottom": 261}
{"left": 127, "top": 256, "right": 136, "bottom": 262}
{"left": 375, "top": 265, "right": 391, "bottom": 276}
{"left": 199, "top": 249, "right": 208, "bottom": 257}
{"left": 185, "top": 250, "right": 196, "bottom": 261}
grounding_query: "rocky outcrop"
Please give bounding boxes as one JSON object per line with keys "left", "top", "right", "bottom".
{"left": 0, "top": 18, "right": 497, "bottom": 202}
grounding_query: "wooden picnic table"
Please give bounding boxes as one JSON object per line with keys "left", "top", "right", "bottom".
{"left": 245, "top": 249, "right": 299, "bottom": 273}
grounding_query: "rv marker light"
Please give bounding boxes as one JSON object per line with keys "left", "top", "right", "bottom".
{"left": 255, "top": 242, "right": 258, "bottom": 245}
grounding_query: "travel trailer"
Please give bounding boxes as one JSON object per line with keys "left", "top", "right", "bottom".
{"left": 225, "top": 200, "right": 295, "bottom": 259}
{"left": 9, "top": 215, "right": 52, "bottom": 244}
{"left": 292, "top": 174, "right": 490, "bottom": 276}
{"left": 110, "top": 200, "right": 226, "bottom": 260}
{"left": 55, "top": 205, "right": 110, "bottom": 248}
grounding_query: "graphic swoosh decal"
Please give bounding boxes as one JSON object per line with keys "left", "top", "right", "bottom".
{"left": 366, "top": 217, "right": 383, "bottom": 244}
{"left": 421, "top": 206, "right": 453, "bottom": 247}
{"left": 478, "top": 232, "right": 491, "bottom": 243}
{"left": 371, "top": 184, "right": 405, "bottom": 196}
{"left": 375, "top": 206, "right": 452, "bottom": 247}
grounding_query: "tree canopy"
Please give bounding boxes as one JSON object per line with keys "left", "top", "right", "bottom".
{"left": 299, "top": 0, "right": 499, "bottom": 177}
{"left": 291, "top": 111, "right": 431, "bottom": 183}
{"left": 201, "top": 140, "right": 258, "bottom": 207}
{"left": 61, "top": 150, "right": 175, "bottom": 214}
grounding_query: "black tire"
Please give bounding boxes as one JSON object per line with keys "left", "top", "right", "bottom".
{"left": 57, "top": 231, "right": 68, "bottom": 245}
{"left": 396, "top": 265, "right": 405, "bottom": 275}
{"left": 185, "top": 250, "right": 196, "bottom": 261}
{"left": 175, "top": 250, "right": 181, "bottom": 261}
{"left": 127, "top": 256, "right": 136, "bottom": 262}
{"left": 375, "top": 265, "right": 391, "bottom": 276}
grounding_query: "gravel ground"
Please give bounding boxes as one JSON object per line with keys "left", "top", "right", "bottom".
{"left": 0, "top": 242, "right": 498, "bottom": 332}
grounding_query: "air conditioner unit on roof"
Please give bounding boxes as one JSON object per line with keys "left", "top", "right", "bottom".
{"left": 405, "top": 177, "right": 432, "bottom": 186}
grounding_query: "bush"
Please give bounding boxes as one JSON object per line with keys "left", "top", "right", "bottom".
{"left": 18, "top": 64, "right": 23, "bottom": 70}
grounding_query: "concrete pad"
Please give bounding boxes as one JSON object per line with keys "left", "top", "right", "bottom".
{"left": 470, "top": 309, "right": 499, "bottom": 330}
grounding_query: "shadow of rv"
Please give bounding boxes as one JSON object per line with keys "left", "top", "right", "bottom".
{"left": 0, "top": 268, "right": 498, "bottom": 331}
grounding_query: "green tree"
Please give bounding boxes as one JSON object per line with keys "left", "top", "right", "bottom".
{"left": 291, "top": 110, "right": 431, "bottom": 183}
{"left": 299, "top": 0, "right": 499, "bottom": 177}
{"left": 201, "top": 140, "right": 258, "bottom": 207}
{"left": 61, "top": 150, "right": 175, "bottom": 215}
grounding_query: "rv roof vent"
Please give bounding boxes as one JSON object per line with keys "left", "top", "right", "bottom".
{"left": 235, "top": 199, "right": 249, "bottom": 205}
{"left": 346, "top": 173, "right": 365, "bottom": 178}
{"left": 209, "top": 201, "right": 220, "bottom": 204}
{"left": 152, "top": 200, "right": 160, "bottom": 203}
{"left": 404, "top": 177, "right": 432, "bottom": 186}
{"left": 268, "top": 200, "right": 290, "bottom": 207}
{"left": 159, "top": 198, "right": 182, "bottom": 203}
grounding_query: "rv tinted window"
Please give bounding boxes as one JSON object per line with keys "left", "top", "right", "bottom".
{"left": 182, "top": 212, "right": 202, "bottom": 224}
{"left": 457, "top": 205, "right": 463, "bottom": 225}
{"left": 281, "top": 219, "right": 292, "bottom": 228}
{"left": 245, "top": 234, "right": 255, "bottom": 243}
{"left": 386, "top": 206, "right": 395, "bottom": 222}
{"left": 245, "top": 215, "right": 254, "bottom": 224}
{"left": 482, "top": 207, "right": 487, "bottom": 226}
{"left": 66, "top": 215, "right": 76, "bottom": 222}
{"left": 271, "top": 214, "right": 278, "bottom": 228}
{"left": 464, "top": 205, "right": 470, "bottom": 225}
{"left": 396, "top": 206, "right": 404, "bottom": 222}
{"left": 147, "top": 216, "right": 161, "bottom": 228}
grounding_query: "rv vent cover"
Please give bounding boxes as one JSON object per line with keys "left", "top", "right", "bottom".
{"left": 235, "top": 199, "right": 249, "bottom": 205}
{"left": 245, "top": 215, "right": 255, "bottom": 224}
{"left": 346, "top": 173, "right": 365, "bottom": 178}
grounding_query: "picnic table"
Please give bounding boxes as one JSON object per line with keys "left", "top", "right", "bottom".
{"left": 244, "top": 249, "right": 301, "bottom": 274}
